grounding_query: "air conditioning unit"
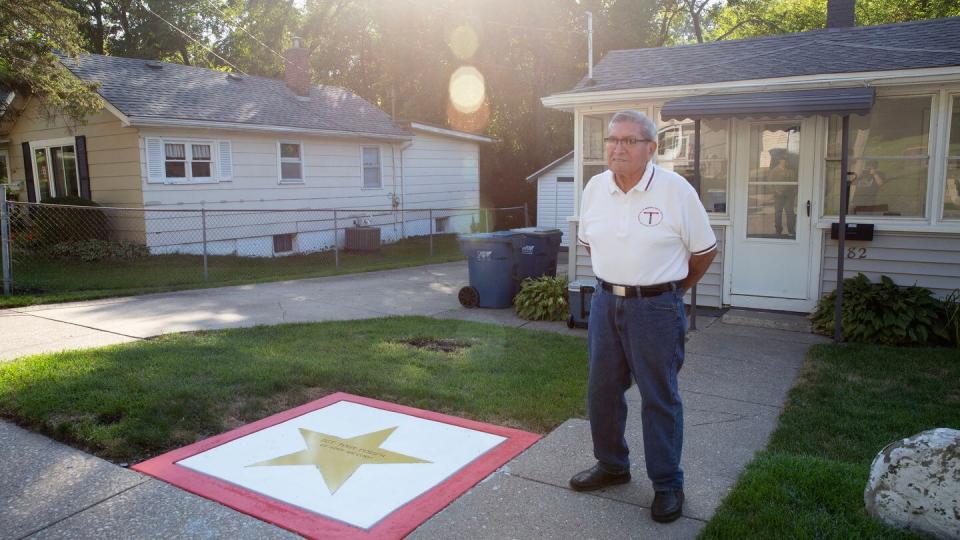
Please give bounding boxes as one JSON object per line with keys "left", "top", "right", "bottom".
{"left": 344, "top": 226, "right": 380, "bottom": 252}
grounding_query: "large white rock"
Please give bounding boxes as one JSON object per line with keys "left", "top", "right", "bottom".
{"left": 864, "top": 428, "right": 960, "bottom": 539}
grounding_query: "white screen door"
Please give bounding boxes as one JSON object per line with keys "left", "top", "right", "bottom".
{"left": 730, "top": 120, "right": 816, "bottom": 310}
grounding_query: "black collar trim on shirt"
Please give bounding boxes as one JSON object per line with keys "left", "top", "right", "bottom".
{"left": 643, "top": 166, "right": 656, "bottom": 191}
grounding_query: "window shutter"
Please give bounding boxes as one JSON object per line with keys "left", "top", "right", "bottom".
{"left": 75, "top": 135, "right": 91, "bottom": 199}
{"left": 20, "top": 143, "right": 37, "bottom": 202}
{"left": 22, "top": 142, "right": 36, "bottom": 202}
{"left": 145, "top": 137, "right": 165, "bottom": 183}
{"left": 217, "top": 140, "right": 233, "bottom": 181}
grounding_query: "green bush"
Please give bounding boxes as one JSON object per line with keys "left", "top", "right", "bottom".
{"left": 514, "top": 276, "right": 568, "bottom": 321}
{"left": 46, "top": 239, "right": 149, "bottom": 262}
{"left": 811, "top": 273, "right": 946, "bottom": 346}
{"left": 30, "top": 196, "right": 110, "bottom": 246}
{"left": 940, "top": 289, "right": 960, "bottom": 348}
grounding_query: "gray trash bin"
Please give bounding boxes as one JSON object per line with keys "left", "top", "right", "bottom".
{"left": 567, "top": 278, "right": 595, "bottom": 329}
{"left": 510, "top": 227, "right": 563, "bottom": 281}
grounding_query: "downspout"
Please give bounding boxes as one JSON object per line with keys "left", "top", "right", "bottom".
{"left": 398, "top": 139, "right": 414, "bottom": 238}
{"left": 391, "top": 143, "right": 398, "bottom": 235}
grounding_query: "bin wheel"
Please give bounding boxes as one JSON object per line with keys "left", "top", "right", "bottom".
{"left": 458, "top": 286, "right": 480, "bottom": 308}
{"left": 567, "top": 315, "right": 575, "bottom": 329}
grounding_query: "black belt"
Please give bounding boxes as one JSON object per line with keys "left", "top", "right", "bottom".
{"left": 598, "top": 279, "right": 678, "bottom": 298}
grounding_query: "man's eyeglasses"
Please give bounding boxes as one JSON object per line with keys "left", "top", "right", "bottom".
{"left": 603, "top": 137, "right": 653, "bottom": 147}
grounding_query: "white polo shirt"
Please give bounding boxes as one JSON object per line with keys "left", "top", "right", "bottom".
{"left": 577, "top": 162, "right": 717, "bottom": 286}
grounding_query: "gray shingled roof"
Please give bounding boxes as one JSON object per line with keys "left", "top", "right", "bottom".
{"left": 61, "top": 54, "right": 410, "bottom": 138}
{"left": 567, "top": 17, "right": 960, "bottom": 94}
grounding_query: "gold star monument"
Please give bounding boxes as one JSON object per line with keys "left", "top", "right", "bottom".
{"left": 248, "top": 426, "right": 431, "bottom": 494}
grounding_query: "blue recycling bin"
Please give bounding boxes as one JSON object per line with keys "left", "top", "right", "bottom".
{"left": 510, "top": 227, "right": 563, "bottom": 281}
{"left": 457, "top": 231, "right": 520, "bottom": 308}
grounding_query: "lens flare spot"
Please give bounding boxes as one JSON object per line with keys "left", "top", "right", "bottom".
{"left": 447, "top": 25, "right": 479, "bottom": 60}
{"left": 449, "top": 66, "right": 485, "bottom": 114}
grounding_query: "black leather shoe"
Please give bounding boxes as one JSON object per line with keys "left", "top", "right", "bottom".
{"left": 651, "top": 489, "right": 684, "bottom": 523}
{"left": 569, "top": 464, "right": 631, "bottom": 492}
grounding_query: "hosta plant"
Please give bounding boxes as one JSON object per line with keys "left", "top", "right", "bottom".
{"left": 514, "top": 276, "right": 569, "bottom": 322}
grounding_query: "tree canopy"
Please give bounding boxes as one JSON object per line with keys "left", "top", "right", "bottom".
{"left": 0, "top": 0, "right": 102, "bottom": 124}
{"left": 4, "top": 0, "right": 958, "bottom": 207}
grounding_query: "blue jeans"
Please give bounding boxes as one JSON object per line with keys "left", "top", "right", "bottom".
{"left": 587, "top": 283, "right": 686, "bottom": 491}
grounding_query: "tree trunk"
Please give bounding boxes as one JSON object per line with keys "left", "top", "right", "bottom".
{"left": 91, "top": 0, "right": 105, "bottom": 55}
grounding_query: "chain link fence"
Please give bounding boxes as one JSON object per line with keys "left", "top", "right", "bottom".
{"left": 1, "top": 197, "right": 529, "bottom": 298}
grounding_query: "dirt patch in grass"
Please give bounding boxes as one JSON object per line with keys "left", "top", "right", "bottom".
{"left": 398, "top": 337, "right": 474, "bottom": 353}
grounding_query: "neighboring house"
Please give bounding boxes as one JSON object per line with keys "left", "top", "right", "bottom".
{"left": 525, "top": 151, "right": 575, "bottom": 247}
{"left": 0, "top": 42, "right": 492, "bottom": 256}
{"left": 542, "top": 7, "right": 960, "bottom": 312}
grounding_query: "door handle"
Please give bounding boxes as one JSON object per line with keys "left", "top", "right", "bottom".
{"left": 806, "top": 200, "right": 811, "bottom": 217}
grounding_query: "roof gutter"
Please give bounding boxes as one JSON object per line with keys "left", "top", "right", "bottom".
{"left": 541, "top": 66, "right": 960, "bottom": 110}
{"left": 407, "top": 122, "right": 495, "bottom": 143}
{"left": 126, "top": 116, "right": 413, "bottom": 141}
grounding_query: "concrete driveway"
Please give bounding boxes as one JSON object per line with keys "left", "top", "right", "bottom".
{"left": 3, "top": 261, "right": 571, "bottom": 361}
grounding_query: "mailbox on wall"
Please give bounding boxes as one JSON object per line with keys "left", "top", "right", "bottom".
{"left": 830, "top": 223, "right": 874, "bottom": 241}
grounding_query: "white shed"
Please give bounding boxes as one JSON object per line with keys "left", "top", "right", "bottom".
{"left": 525, "top": 150, "right": 575, "bottom": 246}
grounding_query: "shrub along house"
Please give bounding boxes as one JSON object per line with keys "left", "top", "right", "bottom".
{"left": 0, "top": 40, "right": 492, "bottom": 256}
{"left": 542, "top": 6, "right": 960, "bottom": 312}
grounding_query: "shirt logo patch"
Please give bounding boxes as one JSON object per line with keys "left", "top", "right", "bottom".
{"left": 638, "top": 207, "right": 663, "bottom": 226}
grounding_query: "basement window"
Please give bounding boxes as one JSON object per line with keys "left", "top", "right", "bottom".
{"left": 273, "top": 233, "right": 294, "bottom": 254}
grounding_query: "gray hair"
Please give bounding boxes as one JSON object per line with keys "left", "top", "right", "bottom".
{"left": 608, "top": 111, "right": 656, "bottom": 142}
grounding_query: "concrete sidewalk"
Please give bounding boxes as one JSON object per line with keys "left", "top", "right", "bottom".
{"left": 1, "top": 262, "right": 827, "bottom": 539}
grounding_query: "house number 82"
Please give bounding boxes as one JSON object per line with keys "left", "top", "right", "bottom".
{"left": 846, "top": 247, "right": 867, "bottom": 259}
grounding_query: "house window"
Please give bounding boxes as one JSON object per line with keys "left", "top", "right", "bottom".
{"left": 362, "top": 146, "right": 381, "bottom": 188}
{"left": 273, "top": 233, "right": 294, "bottom": 253}
{"left": 164, "top": 141, "right": 214, "bottom": 182}
{"left": 191, "top": 144, "right": 212, "bottom": 178}
{"left": 279, "top": 142, "right": 303, "bottom": 182}
{"left": 581, "top": 113, "right": 613, "bottom": 188}
{"left": 944, "top": 95, "right": 960, "bottom": 220}
{"left": 824, "top": 95, "right": 932, "bottom": 218}
{"left": 656, "top": 115, "right": 730, "bottom": 213}
{"left": 435, "top": 216, "right": 450, "bottom": 233}
{"left": 0, "top": 150, "right": 10, "bottom": 186}
{"left": 164, "top": 143, "right": 186, "bottom": 178}
{"left": 30, "top": 139, "right": 79, "bottom": 201}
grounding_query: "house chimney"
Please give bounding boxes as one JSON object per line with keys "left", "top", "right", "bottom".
{"left": 827, "top": 0, "right": 855, "bottom": 28}
{"left": 284, "top": 36, "right": 311, "bottom": 97}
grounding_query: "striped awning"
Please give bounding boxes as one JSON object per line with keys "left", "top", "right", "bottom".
{"left": 660, "top": 87, "right": 875, "bottom": 120}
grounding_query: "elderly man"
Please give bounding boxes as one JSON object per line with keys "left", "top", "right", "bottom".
{"left": 570, "top": 110, "right": 717, "bottom": 524}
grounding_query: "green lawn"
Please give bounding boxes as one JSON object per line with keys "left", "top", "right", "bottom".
{"left": 2, "top": 235, "right": 463, "bottom": 308}
{"left": 700, "top": 343, "right": 960, "bottom": 539}
{"left": 0, "top": 317, "right": 587, "bottom": 463}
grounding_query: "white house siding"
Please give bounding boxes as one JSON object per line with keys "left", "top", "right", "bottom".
{"left": 5, "top": 102, "right": 145, "bottom": 242}
{"left": 820, "top": 231, "right": 960, "bottom": 299}
{"left": 568, "top": 219, "right": 725, "bottom": 308}
{"left": 400, "top": 131, "right": 482, "bottom": 238}
{"left": 535, "top": 157, "right": 576, "bottom": 246}
{"left": 137, "top": 127, "right": 404, "bottom": 256}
